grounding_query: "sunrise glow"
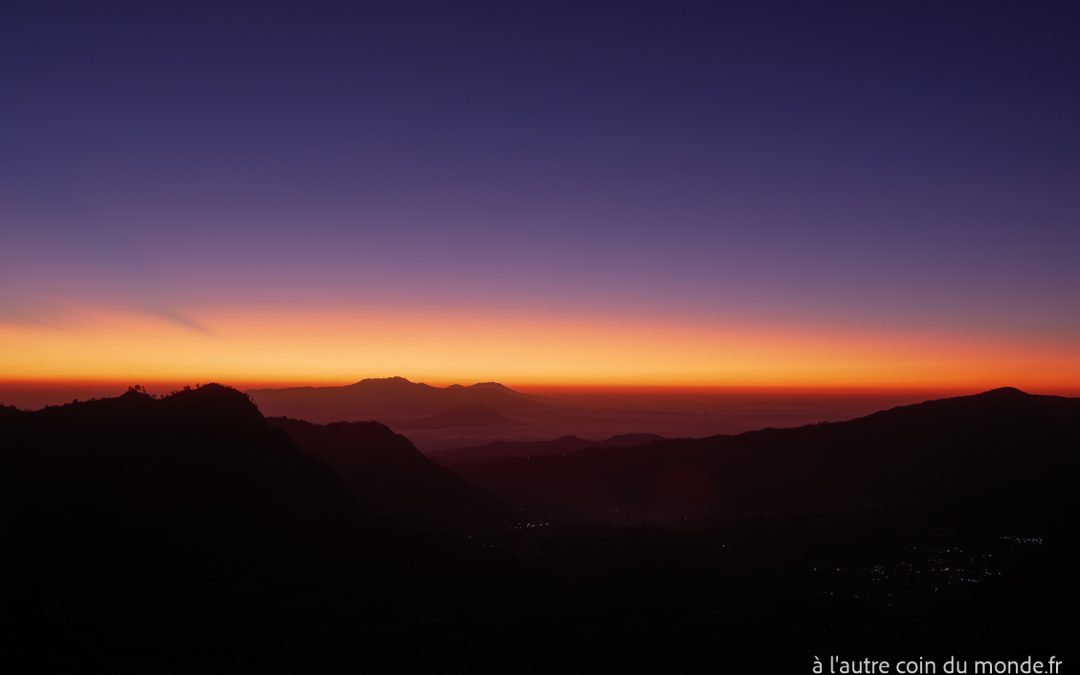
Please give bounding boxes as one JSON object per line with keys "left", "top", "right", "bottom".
{"left": 3, "top": 302, "right": 1078, "bottom": 394}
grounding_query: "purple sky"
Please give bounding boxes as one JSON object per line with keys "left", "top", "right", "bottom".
{"left": 3, "top": 1, "right": 1079, "bottom": 363}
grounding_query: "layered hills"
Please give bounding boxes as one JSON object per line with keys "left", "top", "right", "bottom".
{"left": 454, "top": 388, "right": 1080, "bottom": 526}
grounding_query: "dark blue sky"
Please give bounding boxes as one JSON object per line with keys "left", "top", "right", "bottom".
{"left": 3, "top": 0, "right": 1079, "bottom": 343}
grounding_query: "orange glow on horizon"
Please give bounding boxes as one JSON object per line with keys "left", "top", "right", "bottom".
{"left": 2, "top": 303, "right": 1079, "bottom": 395}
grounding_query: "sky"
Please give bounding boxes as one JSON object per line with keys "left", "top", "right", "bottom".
{"left": 2, "top": 1, "right": 1079, "bottom": 392}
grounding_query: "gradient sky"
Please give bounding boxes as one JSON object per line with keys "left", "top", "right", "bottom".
{"left": 3, "top": 1, "right": 1079, "bottom": 390}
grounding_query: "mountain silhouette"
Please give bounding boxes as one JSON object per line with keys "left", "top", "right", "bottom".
{"left": 455, "top": 388, "right": 1080, "bottom": 526}
{"left": 464, "top": 381, "right": 522, "bottom": 394}
{"left": 431, "top": 432, "right": 665, "bottom": 465}
{"left": 247, "top": 376, "right": 539, "bottom": 423}
{"left": 1, "top": 384, "right": 424, "bottom": 670}
{"left": 1, "top": 384, "right": 361, "bottom": 532}
{"left": 4, "top": 384, "right": 1076, "bottom": 672}
{"left": 267, "top": 416, "right": 511, "bottom": 530}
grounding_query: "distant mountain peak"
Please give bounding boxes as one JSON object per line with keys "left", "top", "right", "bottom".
{"left": 246, "top": 377, "right": 538, "bottom": 423}
{"left": 349, "top": 376, "right": 416, "bottom": 387}
{"left": 977, "top": 386, "right": 1028, "bottom": 397}
{"left": 468, "top": 382, "right": 518, "bottom": 394}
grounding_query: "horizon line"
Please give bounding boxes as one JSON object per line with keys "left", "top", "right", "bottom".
{"left": 2, "top": 376, "right": 1079, "bottom": 397}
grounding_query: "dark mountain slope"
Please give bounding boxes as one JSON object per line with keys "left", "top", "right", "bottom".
{"left": 0, "top": 385, "right": 421, "bottom": 670}
{"left": 1, "top": 384, "right": 365, "bottom": 538}
{"left": 454, "top": 388, "right": 1080, "bottom": 526}
{"left": 247, "top": 376, "right": 539, "bottom": 423}
{"left": 267, "top": 417, "right": 512, "bottom": 530}
{"left": 1, "top": 385, "right": 1075, "bottom": 671}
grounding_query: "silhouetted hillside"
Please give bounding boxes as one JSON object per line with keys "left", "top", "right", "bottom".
{"left": 455, "top": 388, "right": 1080, "bottom": 527}
{"left": 431, "top": 432, "right": 665, "bottom": 465}
{"left": 4, "top": 385, "right": 1075, "bottom": 672}
{"left": 0, "top": 384, "right": 421, "bottom": 670}
{"left": 247, "top": 376, "right": 539, "bottom": 423}
{"left": 1, "top": 384, "right": 365, "bottom": 537}
{"left": 267, "top": 417, "right": 512, "bottom": 530}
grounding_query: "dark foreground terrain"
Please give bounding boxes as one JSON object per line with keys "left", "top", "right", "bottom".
{"left": 2, "top": 386, "right": 1076, "bottom": 673}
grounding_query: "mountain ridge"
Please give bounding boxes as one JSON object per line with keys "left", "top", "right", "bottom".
{"left": 247, "top": 376, "right": 540, "bottom": 423}
{"left": 454, "top": 387, "right": 1080, "bottom": 525}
